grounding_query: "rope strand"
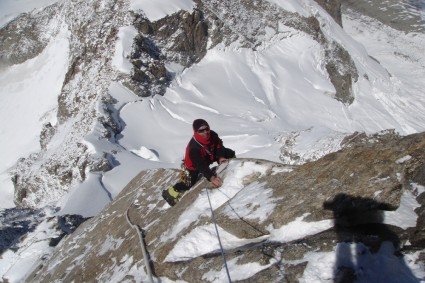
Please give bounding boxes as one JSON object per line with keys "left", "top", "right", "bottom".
{"left": 125, "top": 204, "right": 154, "bottom": 283}
{"left": 206, "top": 188, "right": 232, "bottom": 283}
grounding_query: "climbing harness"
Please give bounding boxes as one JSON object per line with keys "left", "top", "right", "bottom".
{"left": 125, "top": 203, "right": 154, "bottom": 283}
{"left": 206, "top": 187, "right": 232, "bottom": 283}
{"left": 179, "top": 161, "right": 191, "bottom": 187}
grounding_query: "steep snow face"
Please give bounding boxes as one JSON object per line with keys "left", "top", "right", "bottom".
{"left": 342, "top": 6, "right": 425, "bottom": 133}
{"left": 7, "top": 0, "right": 134, "bottom": 209}
{"left": 0, "top": 21, "right": 69, "bottom": 208}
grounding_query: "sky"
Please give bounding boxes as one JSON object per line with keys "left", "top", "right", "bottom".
{"left": 1, "top": 0, "right": 425, "bottom": 282}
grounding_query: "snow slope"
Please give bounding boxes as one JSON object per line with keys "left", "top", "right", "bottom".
{"left": 1, "top": 0, "right": 425, "bottom": 281}
{"left": 0, "top": 24, "right": 69, "bottom": 208}
{"left": 0, "top": 0, "right": 424, "bottom": 218}
{"left": 0, "top": 0, "right": 423, "bottom": 214}
{"left": 82, "top": 0, "right": 425, "bottom": 218}
{"left": 1, "top": 0, "right": 424, "bottom": 216}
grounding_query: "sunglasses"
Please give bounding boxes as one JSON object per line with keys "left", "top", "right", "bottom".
{"left": 197, "top": 127, "right": 210, "bottom": 133}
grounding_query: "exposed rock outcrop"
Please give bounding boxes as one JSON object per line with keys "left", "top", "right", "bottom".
{"left": 26, "top": 132, "right": 425, "bottom": 282}
{"left": 0, "top": 3, "right": 63, "bottom": 69}
{"left": 0, "top": 208, "right": 42, "bottom": 254}
{"left": 128, "top": 8, "right": 209, "bottom": 97}
{"left": 12, "top": 0, "right": 132, "bottom": 207}
{"left": 316, "top": 0, "right": 343, "bottom": 26}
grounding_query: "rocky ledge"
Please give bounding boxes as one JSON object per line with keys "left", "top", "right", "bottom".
{"left": 26, "top": 131, "right": 425, "bottom": 282}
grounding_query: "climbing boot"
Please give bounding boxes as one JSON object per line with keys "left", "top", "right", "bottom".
{"left": 162, "top": 186, "right": 182, "bottom": 207}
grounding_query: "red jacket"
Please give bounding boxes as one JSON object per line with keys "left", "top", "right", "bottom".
{"left": 184, "top": 130, "right": 225, "bottom": 181}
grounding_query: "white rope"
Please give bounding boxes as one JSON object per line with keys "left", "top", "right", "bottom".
{"left": 125, "top": 206, "right": 154, "bottom": 283}
{"left": 206, "top": 188, "right": 232, "bottom": 283}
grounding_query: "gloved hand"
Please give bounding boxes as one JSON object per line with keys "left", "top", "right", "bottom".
{"left": 210, "top": 176, "right": 222, "bottom": 188}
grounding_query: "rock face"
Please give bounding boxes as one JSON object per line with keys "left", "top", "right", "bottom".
{"left": 11, "top": 0, "right": 132, "bottom": 208}
{"left": 315, "top": 0, "right": 343, "bottom": 26}
{"left": 128, "top": 9, "right": 209, "bottom": 97}
{"left": 0, "top": 4, "right": 63, "bottom": 69}
{"left": 0, "top": 208, "right": 42, "bottom": 254}
{"left": 26, "top": 132, "right": 425, "bottom": 282}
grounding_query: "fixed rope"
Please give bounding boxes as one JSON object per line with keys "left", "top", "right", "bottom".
{"left": 125, "top": 205, "right": 154, "bottom": 283}
{"left": 206, "top": 188, "right": 232, "bottom": 283}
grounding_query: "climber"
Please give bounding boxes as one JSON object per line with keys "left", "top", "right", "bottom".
{"left": 162, "top": 119, "right": 236, "bottom": 206}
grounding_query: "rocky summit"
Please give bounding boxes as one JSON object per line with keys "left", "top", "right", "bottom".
{"left": 25, "top": 131, "right": 425, "bottom": 282}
